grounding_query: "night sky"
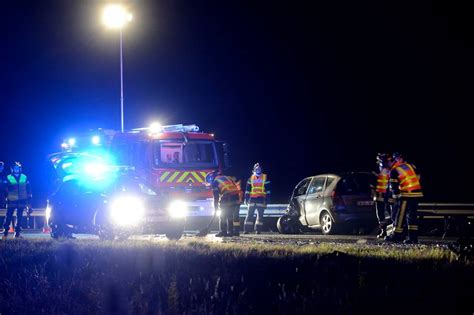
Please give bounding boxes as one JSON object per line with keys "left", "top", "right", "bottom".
{"left": 1, "top": 1, "right": 473, "bottom": 205}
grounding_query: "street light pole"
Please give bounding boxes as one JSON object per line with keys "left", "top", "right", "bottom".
{"left": 102, "top": 4, "right": 132, "bottom": 133}
{"left": 120, "top": 28, "right": 124, "bottom": 133}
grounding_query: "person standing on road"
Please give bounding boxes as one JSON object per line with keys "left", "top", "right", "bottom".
{"left": 206, "top": 170, "right": 242, "bottom": 237}
{"left": 0, "top": 162, "right": 6, "bottom": 209}
{"left": 373, "top": 153, "right": 393, "bottom": 238}
{"left": 244, "top": 163, "right": 271, "bottom": 234}
{"left": 385, "top": 153, "right": 423, "bottom": 244}
{"left": 2, "top": 162, "right": 32, "bottom": 240}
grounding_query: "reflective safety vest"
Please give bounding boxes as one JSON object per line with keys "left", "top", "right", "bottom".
{"left": 215, "top": 176, "right": 241, "bottom": 197}
{"left": 393, "top": 163, "right": 423, "bottom": 197}
{"left": 7, "top": 174, "right": 29, "bottom": 201}
{"left": 249, "top": 174, "right": 268, "bottom": 198}
{"left": 376, "top": 171, "right": 389, "bottom": 193}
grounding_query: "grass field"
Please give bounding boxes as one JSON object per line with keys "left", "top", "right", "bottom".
{"left": 0, "top": 239, "right": 473, "bottom": 314}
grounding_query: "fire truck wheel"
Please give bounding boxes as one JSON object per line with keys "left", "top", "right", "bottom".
{"left": 166, "top": 223, "right": 184, "bottom": 240}
{"left": 166, "top": 230, "right": 183, "bottom": 240}
{"left": 277, "top": 215, "right": 301, "bottom": 234}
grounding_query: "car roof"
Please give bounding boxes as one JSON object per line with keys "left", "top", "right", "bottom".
{"left": 309, "top": 171, "right": 374, "bottom": 179}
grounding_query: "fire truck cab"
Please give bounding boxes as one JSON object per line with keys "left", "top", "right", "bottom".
{"left": 60, "top": 124, "right": 230, "bottom": 217}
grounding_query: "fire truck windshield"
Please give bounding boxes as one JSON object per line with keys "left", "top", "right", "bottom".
{"left": 153, "top": 141, "right": 217, "bottom": 169}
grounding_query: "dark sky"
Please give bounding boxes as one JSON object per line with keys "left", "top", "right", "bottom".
{"left": 1, "top": 1, "right": 473, "bottom": 204}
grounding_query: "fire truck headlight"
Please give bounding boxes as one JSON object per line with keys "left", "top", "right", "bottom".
{"left": 168, "top": 200, "right": 187, "bottom": 219}
{"left": 110, "top": 196, "right": 144, "bottom": 226}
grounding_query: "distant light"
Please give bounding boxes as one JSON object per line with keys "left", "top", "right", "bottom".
{"left": 91, "top": 135, "right": 101, "bottom": 145}
{"left": 102, "top": 4, "right": 133, "bottom": 29}
{"left": 149, "top": 122, "right": 162, "bottom": 134}
{"left": 61, "top": 142, "right": 69, "bottom": 149}
{"left": 68, "top": 138, "right": 76, "bottom": 146}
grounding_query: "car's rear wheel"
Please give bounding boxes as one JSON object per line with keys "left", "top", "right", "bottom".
{"left": 320, "top": 211, "right": 336, "bottom": 235}
{"left": 277, "top": 214, "right": 301, "bottom": 234}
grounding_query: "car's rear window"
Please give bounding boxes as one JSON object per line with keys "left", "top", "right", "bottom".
{"left": 336, "top": 174, "right": 373, "bottom": 195}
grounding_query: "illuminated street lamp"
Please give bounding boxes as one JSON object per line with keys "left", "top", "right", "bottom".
{"left": 102, "top": 4, "right": 133, "bottom": 133}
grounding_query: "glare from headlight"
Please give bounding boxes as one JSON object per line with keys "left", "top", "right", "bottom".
{"left": 110, "top": 196, "right": 144, "bottom": 226}
{"left": 168, "top": 200, "right": 187, "bottom": 218}
{"left": 45, "top": 205, "right": 52, "bottom": 223}
{"left": 212, "top": 209, "right": 222, "bottom": 217}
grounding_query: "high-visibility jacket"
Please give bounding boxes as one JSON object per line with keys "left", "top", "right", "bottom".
{"left": 245, "top": 174, "right": 271, "bottom": 206}
{"left": 390, "top": 162, "right": 423, "bottom": 198}
{"left": 373, "top": 169, "right": 390, "bottom": 202}
{"left": 376, "top": 171, "right": 390, "bottom": 193}
{"left": 6, "top": 174, "right": 31, "bottom": 201}
{"left": 212, "top": 175, "right": 242, "bottom": 207}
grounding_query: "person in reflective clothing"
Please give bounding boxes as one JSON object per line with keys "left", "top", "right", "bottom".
{"left": 373, "top": 153, "right": 393, "bottom": 238}
{"left": 2, "top": 162, "right": 32, "bottom": 240}
{"left": 0, "top": 162, "right": 6, "bottom": 209}
{"left": 244, "top": 163, "right": 271, "bottom": 234}
{"left": 385, "top": 153, "right": 423, "bottom": 244}
{"left": 206, "top": 170, "right": 242, "bottom": 237}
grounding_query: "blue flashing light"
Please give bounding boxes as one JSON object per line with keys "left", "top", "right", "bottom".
{"left": 52, "top": 150, "right": 119, "bottom": 191}
{"left": 91, "top": 135, "right": 101, "bottom": 145}
{"left": 84, "top": 161, "right": 108, "bottom": 178}
{"left": 68, "top": 138, "right": 76, "bottom": 146}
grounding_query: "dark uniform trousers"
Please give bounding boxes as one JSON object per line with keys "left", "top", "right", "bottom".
{"left": 3, "top": 200, "right": 27, "bottom": 235}
{"left": 392, "top": 198, "right": 420, "bottom": 241}
{"left": 375, "top": 194, "right": 392, "bottom": 228}
{"left": 244, "top": 202, "right": 265, "bottom": 233}
{"left": 220, "top": 204, "right": 241, "bottom": 236}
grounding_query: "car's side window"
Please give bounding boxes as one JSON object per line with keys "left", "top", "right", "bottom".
{"left": 307, "top": 177, "right": 326, "bottom": 195}
{"left": 324, "top": 177, "right": 335, "bottom": 193}
{"left": 294, "top": 178, "right": 312, "bottom": 197}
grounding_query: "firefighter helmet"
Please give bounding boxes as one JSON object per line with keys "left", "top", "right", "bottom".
{"left": 11, "top": 161, "right": 22, "bottom": 174}
{"left": 376, "top": 153, "right": 391, "bottom": 169}
{"left": 205, "top": 170, "right": 221, "bottom": 185}
{"left": 392, "top": 152, "right": 403, "bottom": 162}
{"left": 253, "top": 163, "right": 263, "bottom": 175}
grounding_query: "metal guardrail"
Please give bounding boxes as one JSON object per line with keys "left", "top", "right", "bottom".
{"left": 1, "top": 203, "right": 473, "bottom": 220}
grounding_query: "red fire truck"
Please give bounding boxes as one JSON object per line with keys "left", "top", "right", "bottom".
{"left": 59, "top": 123, "right": 230, "bottom": 217}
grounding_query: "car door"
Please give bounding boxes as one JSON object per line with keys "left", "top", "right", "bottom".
{"left": 290, "top": 177, "right": 313, "bottom": 225}
{"left": 304, "top": 176, "right": 327, "bottom": 226}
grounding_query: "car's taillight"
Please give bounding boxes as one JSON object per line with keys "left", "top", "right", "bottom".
{"left": 332, "top": 190, "right": 346, "bottom": 206}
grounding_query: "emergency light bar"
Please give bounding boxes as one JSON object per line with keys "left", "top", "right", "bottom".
{"left": 132, "top": 123, "right": 200, "bottom": 134}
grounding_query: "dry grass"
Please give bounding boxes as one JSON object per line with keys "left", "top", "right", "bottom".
{"left": 0, "top": 239, "right": 472, "bottom": 314}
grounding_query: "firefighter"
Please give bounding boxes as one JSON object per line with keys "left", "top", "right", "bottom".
{"left": 385, "top": 153, "right": 423, "bottom": 244}
{"left": 373, "top": 153, "right": 392, "bottom": 238}
{"left": 0, "top": 162, "right": 6, "bottom": 209}
{"left": 206, "top": 170, "right": 242, "bottom": 237}
{"left": 2, "top": 162, "right": 32, "bottom": 240}
{"left": 244, "top": 163, "right": 271, "bottom": 234}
